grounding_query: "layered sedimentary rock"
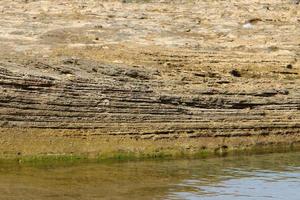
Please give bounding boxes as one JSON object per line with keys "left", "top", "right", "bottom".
{"left": 0, "top": 0, "right": 299, "bottom": 157}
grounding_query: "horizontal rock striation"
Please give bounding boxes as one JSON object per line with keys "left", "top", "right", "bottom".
{"left": 0, "top": 58, "right": 299, "bottom": 138}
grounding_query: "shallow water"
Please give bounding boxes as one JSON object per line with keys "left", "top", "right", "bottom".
{"left": 1, "top": 151, "right": 300, "bottom": 200}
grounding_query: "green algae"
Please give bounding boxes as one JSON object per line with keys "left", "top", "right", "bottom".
{"left": 0, "top": 142, "right": 299, "bottom": 166}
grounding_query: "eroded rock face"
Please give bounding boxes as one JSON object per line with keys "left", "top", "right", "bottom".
{"left": 0, "top": 0, "right": 299, "bottom": 157}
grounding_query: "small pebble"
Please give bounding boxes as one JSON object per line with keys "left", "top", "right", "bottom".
{"left": 286, "top": 64, "right": 293, "bottom": 69}
{"left": 243, "top": 22, "right": 253, "bottom": 29}
{"left": 230, "top": 69, "right": 241, "bottom": 77}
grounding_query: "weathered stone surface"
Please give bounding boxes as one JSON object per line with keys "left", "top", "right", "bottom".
{"left": 0, "top": 0, "right": 299, "bottom": 157}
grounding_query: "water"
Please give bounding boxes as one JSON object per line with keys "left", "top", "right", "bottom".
{"left": 0, "top": 151, "right": 300, "bottom": 200}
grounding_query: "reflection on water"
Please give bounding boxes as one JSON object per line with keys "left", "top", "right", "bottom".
{"left": 0, "top": 151, "right": 300, "bottom": 200}
{"left": 169, "top": 169, "right": 300, "bottom": 200}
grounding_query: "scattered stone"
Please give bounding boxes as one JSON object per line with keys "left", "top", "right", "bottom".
{"left": 124, "top": 69, "right": 149, "bottom": 79}
{"left": 242, "top": 22, "right": 253, "bottom": 29}
{"left": 138, "top": 14, "right": 147, "bottom": 19}
{"left": 193, "top": 72, "right": 206, "bottom": 77}
{"left": 243, "top": 18, "right": 262, "bottom": 29}
{"left": 230, "top": 69, "right": 241, "bottom": 77}
{"left": 92, "top": 67, "right": 98, "bottom": 72}
{"left": 125, "top": 69, "right": 139, "bottom": 78}
{"left": 216, "top": 80, "right": 230, "bottom": 84}
{"left": 94, "top": 25, "right": 103, "bottom": 29}
{"left": 102, "top": 99, "right": 110, "bottom": 106}
{"left": 247, "top": 18, "right": 262, "bottom": 24}
{"left": 268, "top": 46, "right": 279, "bottom": 52}
{"left": 286, "top": 64, "right": 293, "bottom": 69}
{"left": 195, "top": 19, "right": 202, "bottom": 24}
{"left": 292, "top": 0, "right": 300, "bottom": 4}
{"left": 63, "top": 58, "right": 79, "bottom": 65}
{"left": 60, "top": 68, "right": 74, "bottom": 75}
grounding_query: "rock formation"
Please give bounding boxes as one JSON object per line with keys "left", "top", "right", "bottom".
{"left": 0, "top": 0, "right": 299, "bottom": 158}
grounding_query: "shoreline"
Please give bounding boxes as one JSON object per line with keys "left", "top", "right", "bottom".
{"left": 1, "top": 128, "right": 300, "bottom": 162}
{"left": 1, "top": 142, "right": 300, "bottom": 164}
